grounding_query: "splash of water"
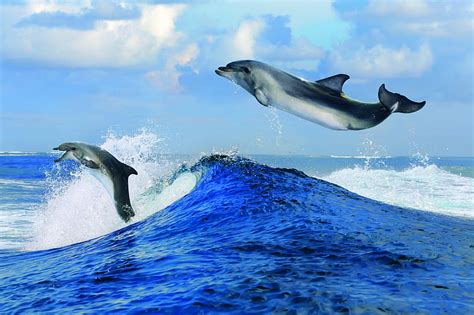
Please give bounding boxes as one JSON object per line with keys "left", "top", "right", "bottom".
{"left": 323, "top": 163, "right": 474, "bottom": 218}
{"left": 265, "top": 107, "right": 283, "bottom": 146}
{"left": 26, "top": 130, "right": 196, "bottom": 251}
{"left": 357, "top": 138, "right": 389, "bottom": 169}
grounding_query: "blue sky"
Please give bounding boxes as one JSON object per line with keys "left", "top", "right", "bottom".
{"left": 1, "top": 0, "right": 472, "bottom": 156}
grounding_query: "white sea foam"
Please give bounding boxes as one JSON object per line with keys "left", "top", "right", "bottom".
{"left": 0, "top": 151, "right": 42, "bottom": 156}
{"left": 329, "top": 155, "right": 392, "bottom": 159}
{"left": 0, "top": 176, "right": 43, "bottom": 249}
{"left": 25, "top": 130, "right": 197, "bottom": 251}
{"left": 322, "top": 164, "right": 474, "bottom": 218}
{"left": 4, "top": 132, "right": 472, "bottom": 251}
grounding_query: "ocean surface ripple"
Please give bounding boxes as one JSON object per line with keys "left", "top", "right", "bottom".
{"left": 0, "top": 154, "right": 473, "bottom": 313}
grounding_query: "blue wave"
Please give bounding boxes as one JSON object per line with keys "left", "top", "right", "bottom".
{"left": 1, "top": 155, "right": 473, "bottom": 313}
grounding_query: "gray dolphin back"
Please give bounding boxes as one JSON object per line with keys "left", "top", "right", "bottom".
{"left": 215, "top": 59, "right": 426, "bottom": 131}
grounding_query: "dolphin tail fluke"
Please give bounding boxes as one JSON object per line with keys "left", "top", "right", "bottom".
{"left": 378, "top": 84, "right": 426, "bottom": 113}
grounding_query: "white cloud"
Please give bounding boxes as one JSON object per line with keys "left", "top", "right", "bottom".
{"left": 24, "top": 0, "right": 88, "bottom": 15}
{"left": 364, "top": 0, "right": 474, "bottom": 39}
{"left": 1, "top": 2, "right": 188, "bottom": 67}
{"left": 230, "top": 19, "right": 265, "bottom": 59}
{"left": 145, "top": 43, "right": 199, "bottom": 91}
{"left": 191, "top": 0, "right": 346, "bottom": 49}
{"left": 330, "top": 44, "right": 433, "bottom": 79}
{"left": 1, "top": 0, "right": 342, "bottom": 74}
{"left": 257, "top": 38, "right": 324, "bottom": 70}
{"left": 174, "top": 0, "right": 345, "bottom": 71}
{"left": 367, "top": 0, "right": 432, "bottom": 17}
{"left": 213, "top": 18, "right": 324, "bottom": 71}
{"left": 397, "top": 19, "right": 473, "bottom": 38}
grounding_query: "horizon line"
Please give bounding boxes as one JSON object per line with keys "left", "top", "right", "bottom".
{"left": 0, "top": 151, "right": 473, "bottom": 159}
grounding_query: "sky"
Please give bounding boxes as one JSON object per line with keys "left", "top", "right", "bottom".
{"left": 0, "top": 0, "right": 473, "bottom": 156}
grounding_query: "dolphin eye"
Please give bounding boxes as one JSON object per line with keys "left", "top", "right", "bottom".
{"left": 242, "top": 67, "right": 251, "bottom": 74}
{"left": 71, "top": 147, "right": 76, "bottom": 151}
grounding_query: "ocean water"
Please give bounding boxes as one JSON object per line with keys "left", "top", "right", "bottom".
{"left": 0, "top": 132, "right": 473, "bottom": 313}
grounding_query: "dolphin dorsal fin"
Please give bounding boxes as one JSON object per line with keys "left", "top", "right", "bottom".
{"left": 316, "top": 74, "right": 350, "bottom": 92}
{"left": 121, "top": 162, "right": 138, "bottom": 177}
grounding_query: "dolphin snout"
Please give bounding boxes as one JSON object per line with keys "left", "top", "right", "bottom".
{"left": 215, "top": 66, "right": 235, "bottom": 77}
{"left": 53, "top": 145, "right": 67, "bottom": 151}
{"left": 53, "top": 143, "right": 76, "bottom": 152}
{"left": 220, "top": 66, "right": 237, "bottom": 72}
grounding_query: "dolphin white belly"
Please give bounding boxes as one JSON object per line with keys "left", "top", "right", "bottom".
{"left": 269, "top": 85, "right": 348, "bottom": 130}
{"left": 216, "top": 60, "right": 426, "bottom": 131}
{"left": 88, "top": 168, "right": 115, "bottom": 202}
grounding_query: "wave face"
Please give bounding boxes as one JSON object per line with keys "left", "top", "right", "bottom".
{"left": 24, "top": 131, "right": 197, "bottom": 251}
{"left": 1, "top": 154, "right": 473, "bottom": 313}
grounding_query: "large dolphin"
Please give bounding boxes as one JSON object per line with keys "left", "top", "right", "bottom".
{"left": 215, "top": 60, "right": 426, "bottom": 130}
{"left": 53, "top": 142, "right": 137, "bottom": 222}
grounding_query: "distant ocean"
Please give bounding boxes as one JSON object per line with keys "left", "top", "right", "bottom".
{"left": 1, "top": 132, "right": 473, "bottom": 313}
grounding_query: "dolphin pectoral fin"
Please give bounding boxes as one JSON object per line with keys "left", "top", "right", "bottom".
{"left": 255, "top": 89, "right": 269, "bottom": 107}
{"left": 316, "top": 74, "right": 350, "bottom": 93}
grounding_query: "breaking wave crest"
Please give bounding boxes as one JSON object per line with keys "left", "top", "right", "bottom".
{"left": 323, "top": 164, "right": 473, "bottom": 218}
{"left": 26, "top": 130, "right": 197, "bottom": 250}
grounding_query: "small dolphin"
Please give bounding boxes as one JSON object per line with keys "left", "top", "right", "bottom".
{"left": 216, "top": 60, "right": 425, "bottom": 130}
{"left": 53, "top": 142, "right": 137, "bottom": 222}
